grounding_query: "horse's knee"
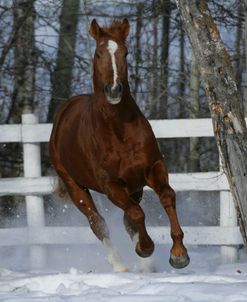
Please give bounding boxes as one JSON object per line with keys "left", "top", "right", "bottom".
{"left": 160, "top": 185, "right": 175, "bottom": 200}
{"left": 145, "top": 160, "right": 169, "bottom": 193}
{"left": 158, "top": 185, "right": 175, "bottom": 208}
{"left": 126, "top": 204, "right": 145, "bottom": 225}
{"left": 130, "top": 191, "right": 143, "bottom": 204}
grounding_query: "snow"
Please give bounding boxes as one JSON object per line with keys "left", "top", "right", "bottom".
{"left": 0, "top": 264, "right": 247, "bottom": 301}
{"left": 0, "top": 195, "right": 246, "bottom": 301}
{"left": 0, "top": 245, "right": 246, "bottom": 302}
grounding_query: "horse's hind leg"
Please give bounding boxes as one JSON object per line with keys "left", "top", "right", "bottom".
{"left": 55, "top": 171, "right": 127, "bottom": 271}
{"left": 145, "top": 160, "right": 190, "bottom": 269}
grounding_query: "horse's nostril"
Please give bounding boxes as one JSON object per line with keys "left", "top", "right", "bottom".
{"left": 104, "top": 84, "right": 111, "bottom": 94}
{"left": 117, "top": 83, "right": 123, "bottom": 94}
{"left": 111, "top": 83, "right": 123, "bottom": 94}
{"left": 104, "top": 83, "right": 123, "bottom": 104}
{"left": 104, "top": 83, "right": 123, "bottom": 96}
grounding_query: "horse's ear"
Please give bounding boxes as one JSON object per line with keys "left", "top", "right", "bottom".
{"left": 89, "top": 19, "right": 103, "bottom": 40}
{"left": 122, "top": 18, "right": 130, "bottom": 40}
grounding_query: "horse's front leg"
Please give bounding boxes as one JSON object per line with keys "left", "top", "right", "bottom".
{"left": 145, "top": 160, "right": 190, "bottom": 269}
{"left": 123, "top": 190, "right": 143, "bottom": 240}
{"left": 122, "top": 190, "right": 156, "bottom": 272}
{"left": 105, "top": 182, "right": 154, "bottom": 258}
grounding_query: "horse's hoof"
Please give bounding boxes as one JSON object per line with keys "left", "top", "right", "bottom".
{"left": 135, "top": 241, "right": 155, "bottom": 258}
{"left": 169, "top": 253, "right": 190, "bottom": 269}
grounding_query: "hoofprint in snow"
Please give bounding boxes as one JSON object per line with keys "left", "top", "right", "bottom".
{"left": 0, "top": 246, "right": 246, "bottom": 302}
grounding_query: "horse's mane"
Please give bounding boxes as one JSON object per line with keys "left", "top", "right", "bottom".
{"left": 102, "top": 20, "right": 126, "bottom": 40}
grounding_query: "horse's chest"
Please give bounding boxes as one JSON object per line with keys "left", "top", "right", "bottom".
{"left": 101, "top": 140, "right": 148, "bottom": 190}
{"left": 102, "top": 138, "right": 145, "bottom": 165}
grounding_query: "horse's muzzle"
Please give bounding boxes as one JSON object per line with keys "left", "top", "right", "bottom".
{"left": 104, "top": 83, "right": 123, "bottom": 104}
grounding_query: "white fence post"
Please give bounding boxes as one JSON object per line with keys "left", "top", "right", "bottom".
{"left": 22, "top": 113, "right": 46, "bottom": 269}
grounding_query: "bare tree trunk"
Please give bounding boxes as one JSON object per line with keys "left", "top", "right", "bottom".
{"left": 0, "top": 0, "right": 36, "bottom": 123}
{"left": 178, "top": 22, "right": 185, "bottom": 118}
{"left": 176, "top": 22, "right": 187, "bottom": 171}
{"left": 9, "top": 0, "right": 36, "bottom": 122}
{"left": 1, "top": 0, "right": 36, "bottom": 220}
{"left": 134, "top": 3, "right": 143, "bottom": 100}
{"left": 178, "top": 0, "right": 247, "bottom": 243}
{"left": 151, "top": 2, "right": 159, "bottom": 107}
{"left": 235, "top": 0, "right": 243, "bottom": 94}
{"left": 244, "top": 0, "right": 247, "bottom": 116}
{"left": 47, "top": 0, "right": 79, "bottom": 122}
{"left": 158, "top": 0, "right": 171, "bottom": 119}
{"left": 189, "top": 52, "right": 200, "bottom": 171}
{"left": 150, "top": 0, "right": 159, "bottom": 118}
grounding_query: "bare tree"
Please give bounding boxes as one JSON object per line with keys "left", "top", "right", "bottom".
{"left": 158, "top": 0, "right": 171, "bottom": 119}
{"left": 244, "top": 0, "right": 247, "bottom": 116}
{"left": 9, "top": 0, "right": 36, "bottom": 122}
{"left": 134, "top": 2, "right": 143, "bottom": 99}
{"left": 234, "top": 0, "right": 243, "bottom": 93}
{"left": 151, "top": 1, "right": 159, "bottom": 108}
{"left": 178, "top": 22, "right": 185, "bottom": 118}
{"left": 47, "top": 0, "right": 80, "bottom": 122}
{"left": 0, "top": 0, "right": 36, "bottom": 221}
{"left": 189, "top": 52, "right": 200, "bottom": 172}
{"left": 178, "top": 0, "right": 247, "bottom": 243}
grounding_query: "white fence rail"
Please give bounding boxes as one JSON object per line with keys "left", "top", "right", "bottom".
{"left": 0, "top": 113, "right": 244, "bottom": 268}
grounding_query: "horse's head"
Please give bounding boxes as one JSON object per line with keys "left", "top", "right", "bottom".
{"left": 89, "top": 19, "right": 130, "bottom": 104}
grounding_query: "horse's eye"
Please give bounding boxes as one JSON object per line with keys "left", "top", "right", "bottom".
{"left": 96, "top": 53, "right": 101, "bottom": 59}
{"left": 124, "top": 52, "right": 128, "bottom": 58}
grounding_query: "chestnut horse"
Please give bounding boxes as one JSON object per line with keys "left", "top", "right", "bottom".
{"left": 49, "top": 19, "right": 189, "bottom": 271}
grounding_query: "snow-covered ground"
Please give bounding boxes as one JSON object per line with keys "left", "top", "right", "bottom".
{"left": 0, "top": 244, "right": 246, "bottom": 302}
{"left": 0, "top": 194, "right": 246, "bottom": 301}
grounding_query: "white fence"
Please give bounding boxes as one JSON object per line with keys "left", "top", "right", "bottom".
{"left": 0, "top": 113, "right": 244, "bottom": 268}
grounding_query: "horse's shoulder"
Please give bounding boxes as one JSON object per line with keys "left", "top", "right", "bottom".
{"left": 67, "top": 94, "right": 92, "bottom": 107}
{"left": 51, "top": 94, "right": 92, "bottom": 131}
{"left": 58, "top": 94, "right": 92, "bottom": 114}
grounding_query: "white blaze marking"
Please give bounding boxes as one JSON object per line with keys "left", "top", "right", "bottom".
{"left": 107, "top": 40, "right": 118, "bottom": 88}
